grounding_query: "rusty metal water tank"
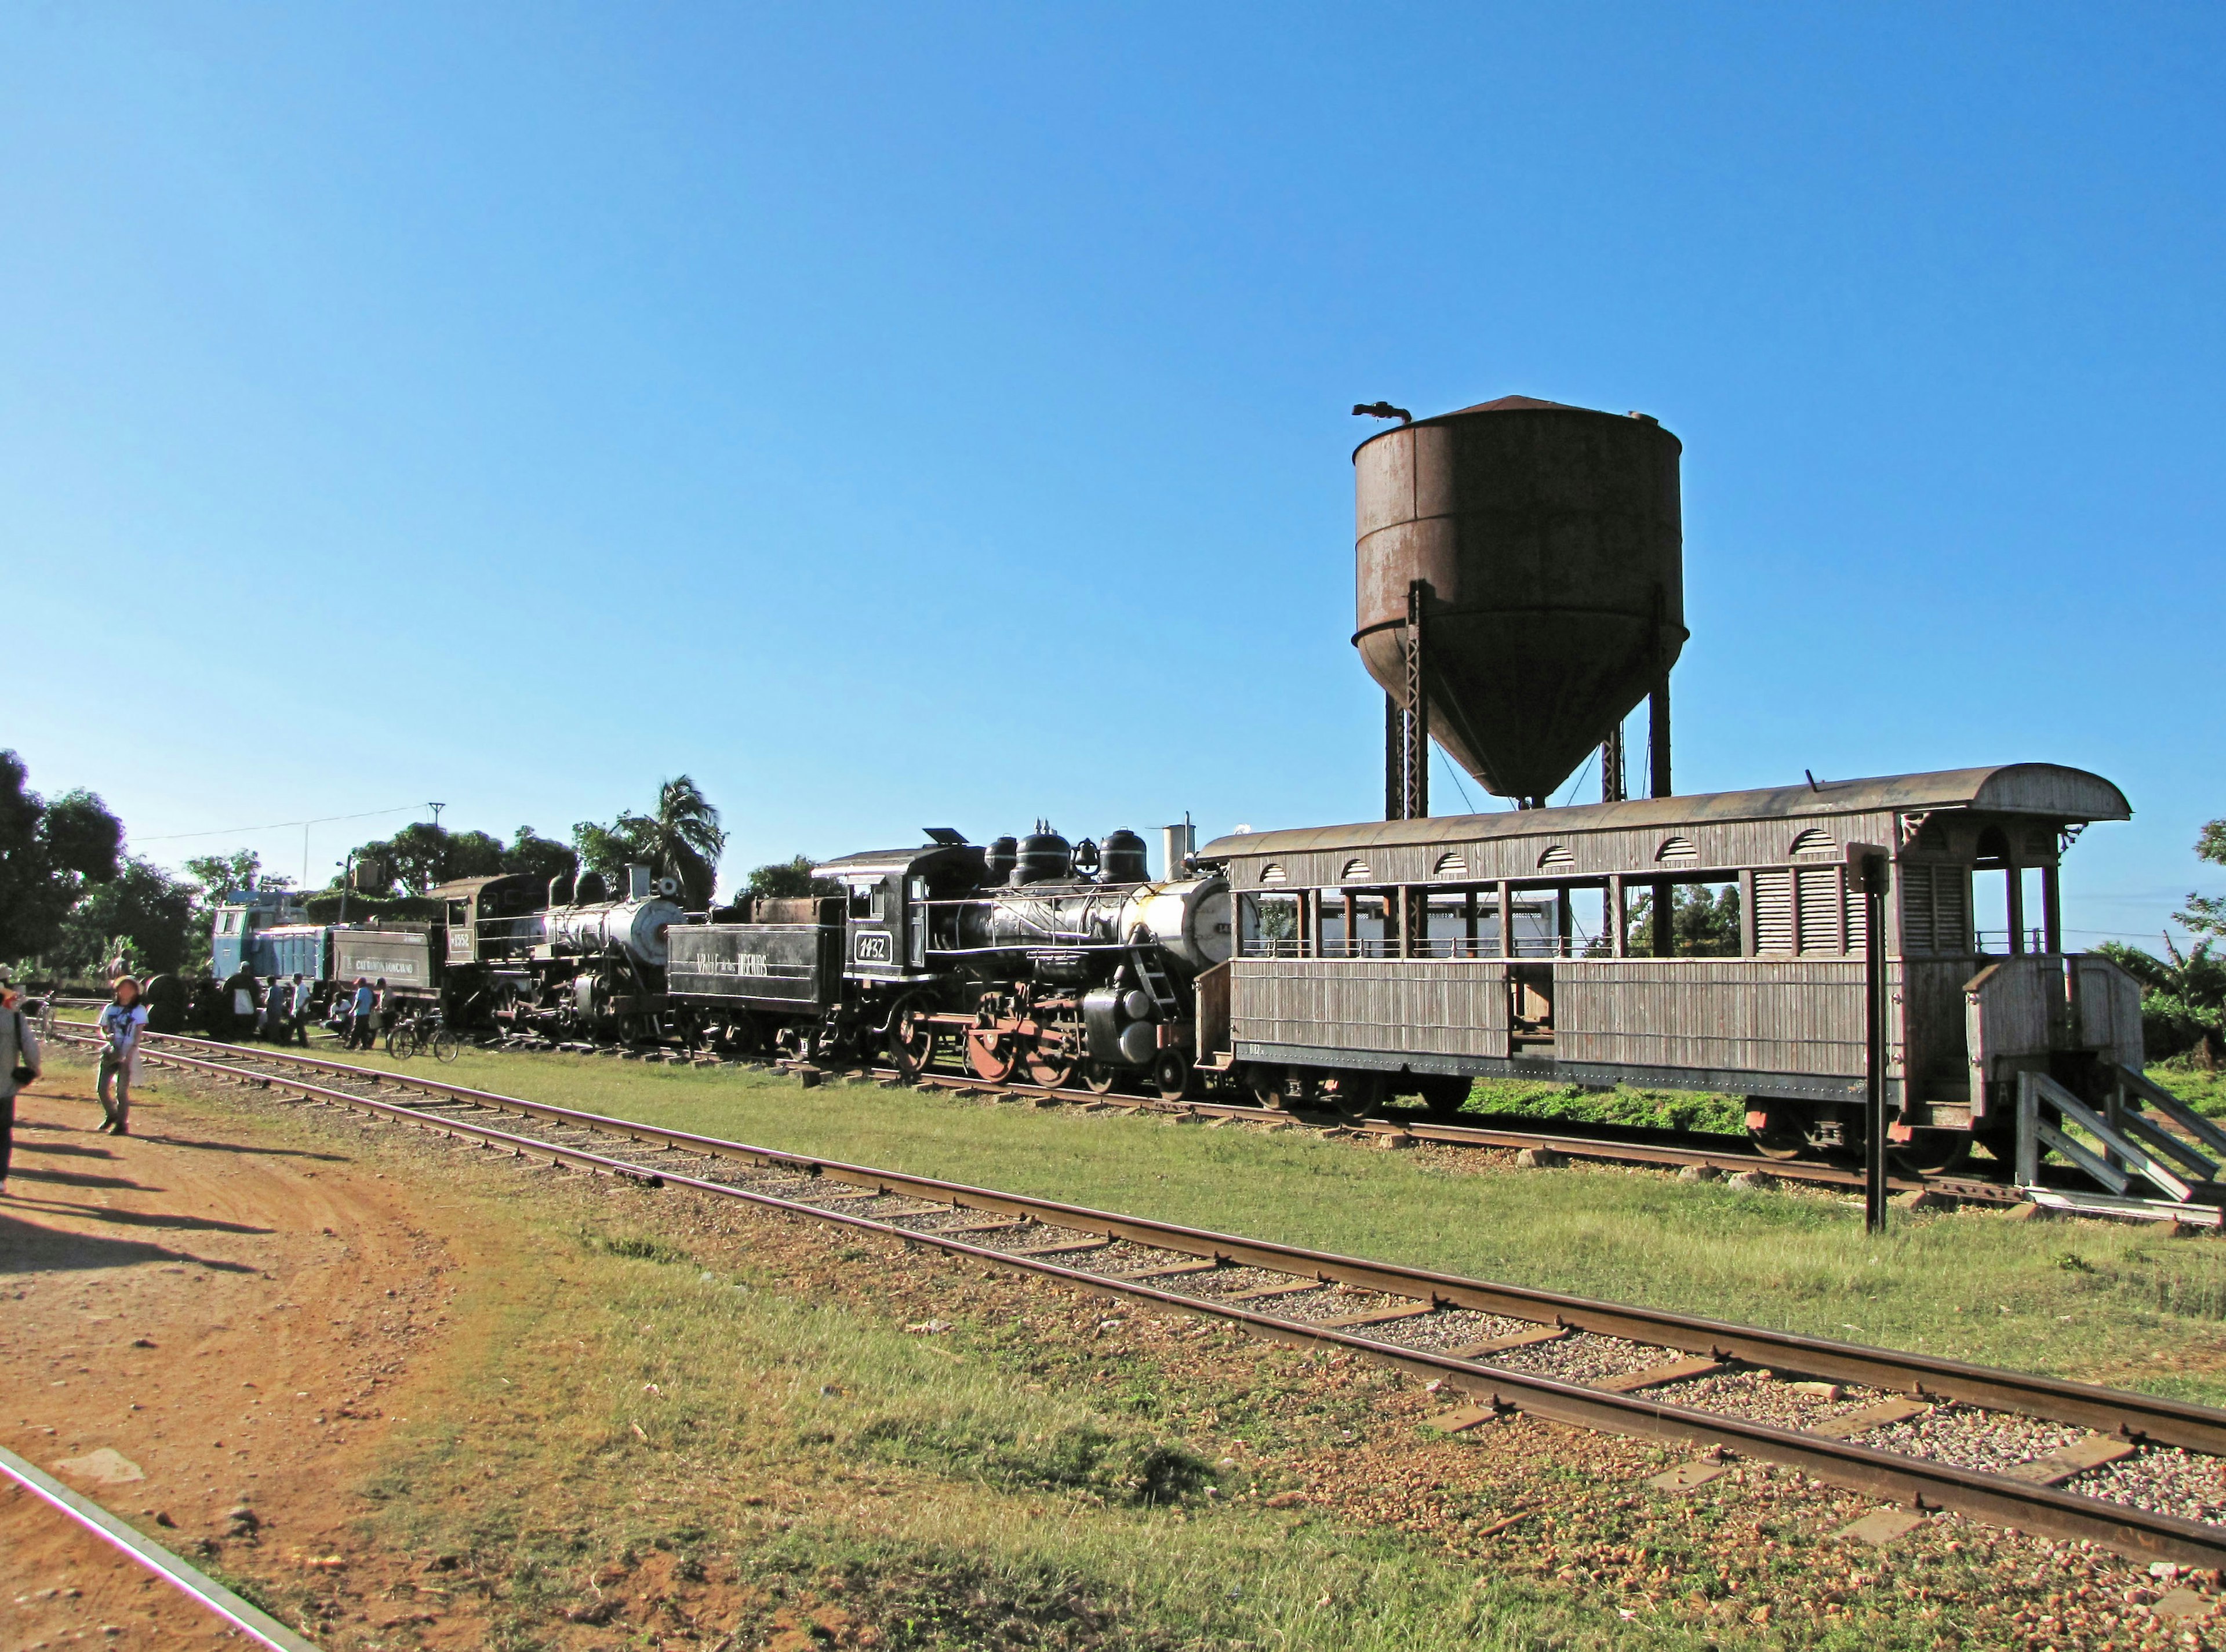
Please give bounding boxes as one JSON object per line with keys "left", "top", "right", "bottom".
{"left": 1354, "top": 395, "right": 1686, "bottom": 803}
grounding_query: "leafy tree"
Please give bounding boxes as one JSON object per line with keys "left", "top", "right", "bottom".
{"left": 342, "top": 821, "right": 504, "bottom": 896}
{"left": 183, "top": 849, "right": 288, "bottom": 898}
{"left": 2099, "top": 939, "right": 2226, "bottom": 1069}
{"left": 575, "top": 777, "right": 727, "bottom": 907}
{"left": 2177, "top": 817, "right": 2226, "bottom": 941}
{"left": 0, "top": 749, "right": 123, "bottom": 959}
{"left": 57, "top": 858, "right": 201, "bottom": 976}
{"left": 571, "top": 818, "right": 652, "bottom": 890}
{"left": 503, "top": 825, "right": 578, "bottom": 892}
{"left": 747, "top": 855, "right": 841, "bottom": 900}
{"left": 1620, "top": 883, "right": 1741, "bottom": 956}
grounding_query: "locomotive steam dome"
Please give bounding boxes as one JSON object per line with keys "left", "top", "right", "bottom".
{"left": 1012, "top": 824, "right": 1074, "bottom": 886}
{"left": 1355, "top": 395, "right": 1686, "bottom": 802}
{"left": 1100, "top": 828, "right": 1149, "bottom": 883}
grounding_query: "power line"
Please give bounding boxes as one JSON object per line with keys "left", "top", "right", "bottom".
{"left": 136, "top": 803, "right": 435, "bottom": 843}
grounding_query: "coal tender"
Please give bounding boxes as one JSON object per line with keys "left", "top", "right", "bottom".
{"left": 665, "top": 823, "right": 1232, "bottom": 1096}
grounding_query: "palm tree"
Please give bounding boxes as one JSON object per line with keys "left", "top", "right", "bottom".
{"left": 618, "top": 776, "right": 727, "bottom": 908}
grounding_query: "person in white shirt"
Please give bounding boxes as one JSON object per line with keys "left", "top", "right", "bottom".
{"left": 95, "top": 976, "right": 150, "bottom": 1135}
{"left": 1, "top": 972, "right": 42, "bottom": 1193}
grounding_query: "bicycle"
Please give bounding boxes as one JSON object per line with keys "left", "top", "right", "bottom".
{"left": 386, "top": 1008, "right": 463, "bottom": 1064}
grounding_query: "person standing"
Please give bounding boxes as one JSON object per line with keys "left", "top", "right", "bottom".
{"left": 95, "top": 976, "right": 149, "bottom": 1136}
{"left": 223, "top": 961, "right": 261, "bottom": 1041}
{"left": 348, "top": 977, "right": 376, "bottom": 1050}
{"left": 263, "top": 976, "right": 293, "bottom": 1040}
{"left": 0, "top": 973, "right": 43, "bottom": 1195}
{"left": 288, "top": 974, "right": 312, "bottom": 1046}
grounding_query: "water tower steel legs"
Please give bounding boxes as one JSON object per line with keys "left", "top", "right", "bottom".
{"left": 1650, "top": 678, "right": 1673, "bottom": 956}
{"left": 1385, "top": 579, "right": 1431, "bottom": 825}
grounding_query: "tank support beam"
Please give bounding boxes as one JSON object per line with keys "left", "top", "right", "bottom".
{"left": 1386, "top": 580, "right": 1432, "bottom": 824}
{"left": 1649, "top": 676, "right": 1674, "bottom": 955}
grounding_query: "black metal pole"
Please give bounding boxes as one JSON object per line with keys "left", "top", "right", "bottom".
{"left": 1860, "top": 851, "right": 1890, "bottom": 1236}
{"left": 1384, "top": 694, "right": 1403, "bottom": 823}
{"left": 1405, "top": 579, "right": 1431, "bottom": 822}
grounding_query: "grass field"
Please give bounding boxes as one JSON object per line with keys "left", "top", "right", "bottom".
{"left": 316, "top": 1039, "right": 2226, "bottom": 1409}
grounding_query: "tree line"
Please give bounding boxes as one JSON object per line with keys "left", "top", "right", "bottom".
{"left": 1, "top": 754, "right": 840, "bottom": 984}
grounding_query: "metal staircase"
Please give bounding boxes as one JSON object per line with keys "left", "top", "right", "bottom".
{"left": 2015, "top": 1067, "right": 2226, "bottom": 1226}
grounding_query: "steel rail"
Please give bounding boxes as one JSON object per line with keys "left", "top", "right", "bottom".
{"left": 896, "top": 1063, "right": 2017, "bottom": 1199}
{"left": 66, "top": 1030, "right": 2226, "bottom": 1569}
{"left": 0, "top": 1443, "right": 322, "bottom": 1651}
{"left": 74, "top": 1027, "right": 2226, "bottom": 1453}
{"left": 60, "top": 1028, "right": 2226, "bottom": 1566}
{"left": 69, "top": 1016, "right": 2016, "bottom": 1200}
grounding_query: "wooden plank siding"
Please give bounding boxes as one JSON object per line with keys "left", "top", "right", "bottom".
{"left": 1898, "top": 959, "right": 1980, "bottom": 1098}
{"left": 1231, "top": 959, "right": 1510, "bottom": 1059}
{"left": 1557, "top": 960, "right": 1866, "bottom": 1079}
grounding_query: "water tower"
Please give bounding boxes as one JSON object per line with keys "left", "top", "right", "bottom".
{"left": 1353, "top": 395, "right": 1686, "bottom": 814}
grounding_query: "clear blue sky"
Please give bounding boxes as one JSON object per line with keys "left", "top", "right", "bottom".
{"left": 4, "top": 5, "right": 2220, "bottom": 943}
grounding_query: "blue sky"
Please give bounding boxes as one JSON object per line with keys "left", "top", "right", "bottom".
{"left": 3, "top": 4, "right": 2220, "bottom": 942}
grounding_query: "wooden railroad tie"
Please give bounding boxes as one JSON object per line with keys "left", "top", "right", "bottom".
{"left": 2002, "top": 1432, "right": 2140, "bottom": 1486}
{"left": 1591, "top": 1355, "right": 1730, "bottom": 1394}
{"left": 1446, "top": 1324, "right": 1570, "bottom": 1360}
{"left": 1312, "top": 1301, "right": 1438, "bottom": 1330}
{"left": 1222, "top": 1279, "right": 1330, "bottom": 1302}
{"left": 1808, "top": 1396, "right": 1931, "bottom": 1439}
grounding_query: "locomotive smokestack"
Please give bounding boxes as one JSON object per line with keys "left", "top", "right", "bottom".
{"left": 1161, "top": 816, "right": 1195, "bottom": 882}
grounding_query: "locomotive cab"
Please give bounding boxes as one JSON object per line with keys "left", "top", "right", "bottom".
{"left": 815, "top": 843, "right": 991, "bottom": 983}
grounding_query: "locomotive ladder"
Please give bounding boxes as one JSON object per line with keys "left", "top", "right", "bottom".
{"left": 2014, "top": 1067, "right": 2226, "bottom": 1225}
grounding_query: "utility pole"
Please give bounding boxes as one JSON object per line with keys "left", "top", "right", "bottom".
{"left": 1854, "top": 846, "right": 1891, "bottom": 1235}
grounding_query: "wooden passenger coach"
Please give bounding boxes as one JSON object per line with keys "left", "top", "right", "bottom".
{"left": 1200, "top": 765, "right": 2138, "bottom": 1165}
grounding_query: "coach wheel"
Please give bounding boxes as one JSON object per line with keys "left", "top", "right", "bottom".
{"left": 1153, "top": 1051, "right": 1198, "bottom": 1102}
{"left": 722, "top": 1015, "right": 765, "bottom": 1060}
{"left": 1744, "top": 1100, "right": 1807, "bottom": 1161}
{"left": 1079, "top": 1060, "right": 1121, "bottom": 1096}
{"left": 1246, "top": 1064, "right": 1288, "bottom": 1110}
{"left": 1891, "top": 1127, "right": 1973, "bottom": 1177}
{"left": 1323, "top": 1069, "right": 1383, "bottom": 1120}
{"left": 1412, "top": 1074, "right": 1472, "bottom": 1118}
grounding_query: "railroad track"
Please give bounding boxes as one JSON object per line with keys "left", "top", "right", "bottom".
{"left": 45, "top": 1025, "right": 2226, "bottom": 1574}
{"left": 883, "top": 1061, "right": 2022, "bottom": 1202}
{"left": 52, "top": 1005, "right": 2024, "bottom": 1201}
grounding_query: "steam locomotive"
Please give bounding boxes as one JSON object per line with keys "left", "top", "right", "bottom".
{"left": 205, "top": 865, "right": 690, "bottom": 1044}
{"left": 665, "top": 823, "right": 1235, "bottom": 1096}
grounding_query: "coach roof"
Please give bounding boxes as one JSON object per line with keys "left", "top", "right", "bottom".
{"left": 1200, "top": 764, "right": 2130, "bottom": 862}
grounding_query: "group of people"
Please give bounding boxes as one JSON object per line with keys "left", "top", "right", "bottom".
{"left": 210, "top": 963, "right": 317, "bottom": 1044}
{"left": 210, "top": 966, "right": 399, "bottom": 1049}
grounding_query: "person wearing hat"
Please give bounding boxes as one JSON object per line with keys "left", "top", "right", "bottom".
{"left": 95, "top": 975, "right": 149, "bottom": 1134}
{"left": 0, "top": 972, "right": 42, "bottom": 1193}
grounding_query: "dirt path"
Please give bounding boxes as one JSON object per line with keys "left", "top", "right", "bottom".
{"left": 2, "top": 1059, "right": 467, "bottom": 1649}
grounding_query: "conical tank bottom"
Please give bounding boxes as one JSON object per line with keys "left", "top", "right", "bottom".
{"left": 1354, "top": 396, "right": 1686, "bottom": 800}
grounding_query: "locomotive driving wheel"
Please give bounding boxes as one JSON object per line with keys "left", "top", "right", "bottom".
{"left": 889, "top": 1001, "right": 936, "bottom": 1079}
{"left": 966, "top": 1025, "right": 1017, "bottom": 1083}
{"left": 1078, "top": 1060, "right": 1121, "bottom": 1096}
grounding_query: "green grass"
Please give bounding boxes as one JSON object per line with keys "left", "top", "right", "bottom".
{"left": 1460, "top": 1076, "right": 1749, "bottom": 1136}
{"left": 2153, "top": 1056, "right": 2226, "bottom": 1119}
{"left": 303, "top": 1142, "right": 1763, "bottom": 1650}
{"left": 321, "top": 1039, "right": 2226, "bottom": 1406}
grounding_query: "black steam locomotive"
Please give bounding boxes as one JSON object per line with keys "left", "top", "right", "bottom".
{"left": 665, "top": 824, "right": 1234, "bottom": 1098}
